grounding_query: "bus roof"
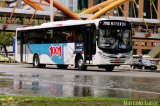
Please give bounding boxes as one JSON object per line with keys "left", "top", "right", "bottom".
{"left": 16, "top": 20, "right": 95, "bottom": 31}
{"left": 16, "top": 18, "right": 130, "bottom": 31}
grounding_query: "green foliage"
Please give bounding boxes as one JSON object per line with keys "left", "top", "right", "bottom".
{"left": 0, "top": 32, "right": 15, "bottom": 46}
{"left": 74, "top": 8, "right": 87, "bottom": 13}
{"left": 0, "top": 2, "right": 8, "bottom": 7}
{"left": 0, "top": 96, "right": 125, "bottom": 106}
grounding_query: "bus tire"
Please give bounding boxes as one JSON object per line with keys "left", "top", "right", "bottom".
{"left": 57, "top": 65, "right": 68, "bottom": 69}
{"left": 33, "top": 54, "right": 46, "bottom": 68}
{"left": 76, "top": 55, "right": 87, "bottom": 70}
{"left": 33, "top": 54, "right": 40, "bottom": 68}
{"left": 133, "top": 66, "right": 135, "bottom": 69}
{"left": 105, "top": 66, "right": 114, "bottom": 72}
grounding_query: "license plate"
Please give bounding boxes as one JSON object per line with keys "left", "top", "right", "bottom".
{"left": 114, "top": 60, "right": 121, "bottom": 63}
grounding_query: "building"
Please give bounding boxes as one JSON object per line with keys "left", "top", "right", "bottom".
{"left": 4, "top": 0, "right": 160, "bottom": 19}
{"left": 5, "top": 0, "right": 78, "bottom": 12}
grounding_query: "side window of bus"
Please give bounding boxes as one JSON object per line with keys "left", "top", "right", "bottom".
{"left": 22, "top": 33, "right": 28, "bottom": 44}
{"left": 62, "top": 27, "right": 75, "bottom": 43}
{"left": 62, "top": 31, "right": 72, "bottom": 43}
{"left": 22, "top": 32, "right": 35, "bottom": 44}
{"left": 35, "top": 30, "right": 45, "bottom": 44}
{"left": 74, "top": 31, "right": 83, "bottom": 42}
{"left": 45, "top": 29, "right": 54, "bottom": 43}
{"left": 73, "top": 26, "right": 84, "bottom": 42}
{"left": 25, "top": 32, "right": 33, "bottom": 44}
{"left": 53, "top": 30, "right": 63, "bottom": 43}
{"left": 53, "top": 27, "right": 73, "bottom": 43}
{"left": 27, "top": 30, "right": 45, "bottom": 44}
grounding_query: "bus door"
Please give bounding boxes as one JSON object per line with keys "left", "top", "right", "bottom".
{"left": 84, "top": 25, "right": 96, "bottom": 63}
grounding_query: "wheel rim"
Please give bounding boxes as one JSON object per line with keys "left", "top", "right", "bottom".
{"left": 34, "top": 57, "right": 39, "bottom": 66}
{"left": 78, "top": 59, "right": 83, "bottom": 68}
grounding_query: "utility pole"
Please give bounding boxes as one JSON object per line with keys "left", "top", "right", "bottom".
{"left": 50, "top": 0, "right": 54, "bottom": 22}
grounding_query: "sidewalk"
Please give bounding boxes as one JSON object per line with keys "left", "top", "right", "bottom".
{"left": 157, "top": 64, "right": 160, "bottom": 71}
{"left": 116, "top": 65, "right": 160, "bottom": 72}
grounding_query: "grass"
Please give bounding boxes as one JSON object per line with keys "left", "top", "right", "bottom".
{"left": 0, "top": 96, "right": 159, "bottom": 106}
{"left": 0, "top": 96, "right": 124, "bottom": 106}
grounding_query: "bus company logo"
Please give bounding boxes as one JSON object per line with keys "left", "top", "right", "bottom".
{"left": 49, "top": 45, "right": 62, "bottom": 58}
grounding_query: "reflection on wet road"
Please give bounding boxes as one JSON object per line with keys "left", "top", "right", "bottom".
{"left": 0, "top": 72, "right": 160, "bottom": 99}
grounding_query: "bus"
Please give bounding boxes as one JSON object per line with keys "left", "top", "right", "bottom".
{"left": 15, "top": 19, "right": 133, "bottom": 71}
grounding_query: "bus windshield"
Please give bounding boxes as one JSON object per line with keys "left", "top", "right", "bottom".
{"left": 98, "top": 28, "right": 132, "bottom": 52}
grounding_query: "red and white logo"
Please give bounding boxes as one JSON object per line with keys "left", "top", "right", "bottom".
{"left": 49, "top": 45, "right": 62, "bottom": 58}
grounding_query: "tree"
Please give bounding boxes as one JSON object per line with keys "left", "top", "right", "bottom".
{"left": 74, "top": 8, "right": 87, "bottom": 13}
{"left": 0, "top": 1, "right": 8, "bottom": 8}
{"left": 0, "top": 32, "right": 15, "bottom": 57}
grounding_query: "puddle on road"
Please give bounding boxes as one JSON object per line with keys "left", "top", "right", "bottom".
{"left": 0, "top": 73, "right": 160, "bottom": 99}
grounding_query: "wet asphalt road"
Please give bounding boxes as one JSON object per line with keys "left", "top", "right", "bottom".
{"left": 0, "top": 63, "right": 160, "bottom": 99}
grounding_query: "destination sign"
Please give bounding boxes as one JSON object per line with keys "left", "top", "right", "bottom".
{"left": 103, "top": 21, "right": 126, "bottom": 26}
{"left": 99, "top": 20, "right": 131, "bottom": 28}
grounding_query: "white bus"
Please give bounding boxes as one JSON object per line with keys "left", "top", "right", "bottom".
{"left": 16, "top": 19, "right": 133, "bottom": 71}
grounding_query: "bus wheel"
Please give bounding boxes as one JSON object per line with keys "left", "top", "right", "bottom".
{"left": 33, "top": 55, "right": 40, "bottom": 68}
{"left": 76, "top": 55, "right": 87, "bottom": 70}
{"left": 57, "top": 65, "right": 68, "bottom": 69}
{"left": 33, "top": 55, "right": 46, "bottom": 68}
{"left": 105, "top": 66, "right": 114, "bottom": 72}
